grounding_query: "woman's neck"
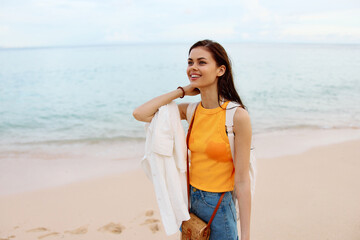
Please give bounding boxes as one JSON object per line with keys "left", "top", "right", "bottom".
{"left": 199, "top": 84, "right": 223, "bottom": 109}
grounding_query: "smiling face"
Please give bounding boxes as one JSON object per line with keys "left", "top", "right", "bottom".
{"left": 187, "top": 46, "right": 225, "bottom": 89}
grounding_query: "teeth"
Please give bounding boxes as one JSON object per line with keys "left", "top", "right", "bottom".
{"left": 191, "top": 75, "right": 200, "bottom": 77}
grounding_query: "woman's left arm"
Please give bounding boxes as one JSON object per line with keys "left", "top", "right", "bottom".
{"left": 233, "top": 107, "right": 252, "bottom": 240}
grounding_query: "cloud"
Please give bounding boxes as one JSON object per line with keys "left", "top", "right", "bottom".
{"left": 232, "top": 2, "right": 360, "bottom": 43}
{"left": 279, "top": 9, "right": 360, "bottom": 43}
{"left": 158, "top": 22, "right": 237, "bottom": 42}
{"left": 240, "top": 0, "right": 273, "bottom": 22}
{"left": 241, "top": 32, "right": 250, "bottom": 39}
{"left": 282, "top": 25, "right": 360, "bottom": 37}
{"left": 0, "top": 0, "right": 359, "bottom": 47}
{"left": 0, "top": 25, "right": 9, "bottom": 32}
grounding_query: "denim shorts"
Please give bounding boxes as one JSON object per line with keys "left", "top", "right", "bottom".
{"left": 180, "top": 185, "right": 239, "bottom": 240}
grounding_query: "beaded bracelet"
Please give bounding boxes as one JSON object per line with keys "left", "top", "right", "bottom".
{"left": 177, "top": 86, "right": 185, "bottom": 98}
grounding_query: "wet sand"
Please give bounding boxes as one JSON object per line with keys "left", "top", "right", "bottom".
{"left": 0, "top": 131, "right": 360, "bottom": 239}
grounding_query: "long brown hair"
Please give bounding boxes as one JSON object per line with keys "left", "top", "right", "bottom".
{"left": 189, "top": 39, "right": 246, "bottom": 110}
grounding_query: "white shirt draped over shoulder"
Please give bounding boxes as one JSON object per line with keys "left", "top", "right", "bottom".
{"left": 141, "top": 101, "right": 190, "bottom": 235}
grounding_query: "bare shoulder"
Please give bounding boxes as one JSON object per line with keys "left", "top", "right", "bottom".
{"left": 233, "top": 107, "right": 252, "bottom": 134}
{"left": 178, "top": 103, "right": 190, "bottom": 120}
{"left": 234, "top": 107, "right": 250, "bottom": 123}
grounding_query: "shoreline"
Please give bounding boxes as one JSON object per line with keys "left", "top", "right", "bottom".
{"left": 1, "top": 128, "right": 360, "bottom": 196}
{"left": 0, "top": 138, "right": 359, "bottom": 239}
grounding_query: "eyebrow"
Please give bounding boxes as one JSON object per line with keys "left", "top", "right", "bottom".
{"left": 188, "top": 57, "right": 207, "bottom": 61}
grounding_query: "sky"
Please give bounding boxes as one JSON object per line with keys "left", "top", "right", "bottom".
{"left": 0, "top": 0, "right": 359, "bottom": 48}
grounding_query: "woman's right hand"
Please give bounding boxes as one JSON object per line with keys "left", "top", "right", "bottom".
{"left": 183, "top": 84, "right": 200, "bottom": 96}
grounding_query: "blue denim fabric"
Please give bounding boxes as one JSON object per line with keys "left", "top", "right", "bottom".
{"left": 180, "top": 185, "right": 239, "bottom": 240}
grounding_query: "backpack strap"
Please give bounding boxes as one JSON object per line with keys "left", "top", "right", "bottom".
{"left": 225, "top": 101, "right": 241, "bottom": 159}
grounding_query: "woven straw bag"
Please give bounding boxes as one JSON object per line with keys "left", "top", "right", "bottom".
{"left": 181, "top": 213, "right": 210, "bottom": 240}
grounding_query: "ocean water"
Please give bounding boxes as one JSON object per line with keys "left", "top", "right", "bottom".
{"left": 1, "top": 42, "right": 360, "bottom": 160}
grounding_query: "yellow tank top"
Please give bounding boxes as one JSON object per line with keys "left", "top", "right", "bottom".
{"left": 188, "top": 101, "right": 234, "bottom": 192}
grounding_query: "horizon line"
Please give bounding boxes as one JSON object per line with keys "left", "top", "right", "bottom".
{"left": 1, "top": 40, "right": 359, "bottom": 51}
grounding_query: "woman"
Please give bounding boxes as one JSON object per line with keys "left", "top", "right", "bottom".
{"left": 133, "top": 39, "right": 252, "bottom": 240}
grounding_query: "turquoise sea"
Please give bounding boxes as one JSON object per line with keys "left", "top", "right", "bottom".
{"left": 1, "top": 42, "right": 360, "bottom": 160}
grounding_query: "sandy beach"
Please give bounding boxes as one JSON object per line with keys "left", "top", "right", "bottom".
{"left": 1, "top": 129, "right": 360, "bottom": 240}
